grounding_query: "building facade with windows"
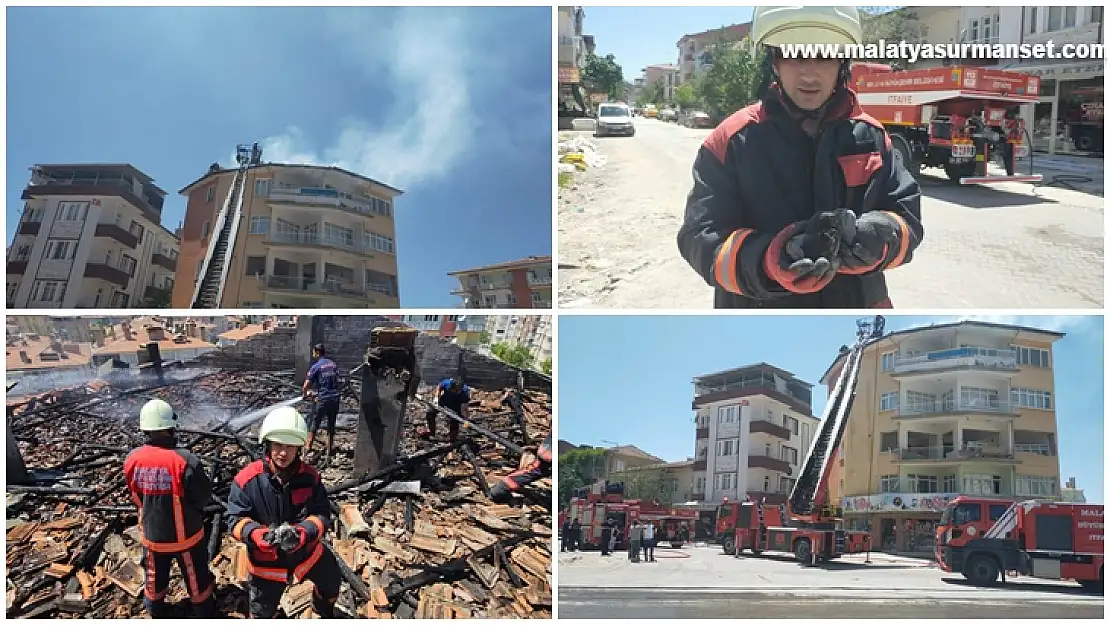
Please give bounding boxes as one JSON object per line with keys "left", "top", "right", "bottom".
{"left": 689, "top": 364, "right": 819, "bottom": 513}
{"left": 7, "top": 164, "right": 180, "bottom": 309}
{"left": 675, "top": 23, "right": 751, "bottom": 84}
{"left": 171, "top": 163, "right": 402, "bottom": 309}
{"left": 823, "top": 320, "right": 1064, "bottom": 554}
{"left": 449, "top": 256, "right": 552, "bottom": 309}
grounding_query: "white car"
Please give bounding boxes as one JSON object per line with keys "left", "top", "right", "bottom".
{"left": 595, "top": 104, "right": 636, "bottom": 138}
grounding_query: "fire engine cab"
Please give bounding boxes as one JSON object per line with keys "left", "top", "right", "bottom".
{"left": 565, "top": 482, "right": 696, "bottom": 550}
{"left": 853, "top": 64, "right": 1042, "bottom": 185}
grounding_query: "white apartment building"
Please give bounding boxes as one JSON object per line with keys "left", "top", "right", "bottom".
{"left": 7, "top": 164, "right": 180, "bottom": 309}
{"left": 484, "top": 314, "right": 552, "bottom": 365}
{"left": 691, "top": 364, "right": 818, "bottom": 505}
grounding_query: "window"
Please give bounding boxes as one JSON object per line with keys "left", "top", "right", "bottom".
{"left": 1048, "top": 6, "right": 1061, "bottom": 31}
{"left": 57, "top": 201, "right": 89, "bottom": 221}
{"left": 906, "top": 474, "right": 940, "bottom": 493}
{"left": 245, "top": 256, "right": 266, "bottom": 276}
{"left": 129, "top": 222, "right": 145, "bottom": 241}
{"left": 695, "top": 477, "right": 706, "bottom": 493}
{"left": 880, "top": 391, "right": 899, "bottom": 411}
{"left": 779, "top": 477, "right": 795, "bottom": 493}
{"left": 784, "top": 416, "right": 799, "bottom": 435}
{"left": 718, "top": 405, "right": 738, "bottom": 424}
{"left": 44, "top": 240, "right": 77, "bottom": 261}
{"left": 961, "top": 387, "right": 1000, "bottom": 409}
{"left": 249, "top": 216, "right": 270, "bottom": 234}
{"left": 715, "top": 472, "right": 734, "bottom": 491}
{"left": 781, "top": 446, "right": 798, "bottom": 465}
{"left": 206, "top": 186, "right": 215, "bottom": 203}
{"left": 1011, "top": 388, "right": 1053, "bottom": 410}
{"left": 962, "top": 473, "right": 1002, "bottom": 495}
{"left": 716, "top": 440, "right": 735, "bottom": 457}
{"left": 201, "top": 221, "right": 211, "bottom": 239}
{"left": 30, "top": 280, "right": 66, "bottom": 303}
{"left": 905, "top": 391, "right": 935, "bottom": 414}
{"left": 1016, "top": 476, "right": 1057, "bottom": 497}
{"left": 506, "top": 292, "right": 517, "bottom": 306}
{"left": 879, "top": 475, "right": 899, "bottom": 493}
{"left": 254, "top": 179, "right": 271, "bottom": 197}
{"left": 1065, "top": 7, "right": 1076, "bottom": 28}
{"left": 483, "top": 295, "right": 496, "bottom": 307}
{"left": 111, "top": 292, "right": 130, "bottom": 308}
{"left": 369, "top": 197, "right": 392, "bottom": 218}
{"left": 1014, "top": 346, "right": 1050, "bottom": 368}
{"left": 763, "top": 476, "right": 770, "bottom": 491}
{"left": 530, "top": 291, "right": 543, "bottom": 305}
{"left": 324, "top": 223, "right": 353, "bottom": 247}
{"left": 1028, "top": 7, "right": 1037, "bottom": 34}
{"left": 120, "top": 255, "right": 137, "bottom": 277}
{"left": 988, "top": 504, "right": 1010, "bottom": 521}
{"left": 364, "top": 232, "right": 395, "bottom": 254}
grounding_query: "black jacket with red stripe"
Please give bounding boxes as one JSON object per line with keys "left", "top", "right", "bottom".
{"left": 123, "top": 439, "right": 212, "bottom": 553}
{"left": 225, "top": 458, "right": 332, "bottom": 571}
{"left": 677, "top": 85, "right": 923, "bottom": 309}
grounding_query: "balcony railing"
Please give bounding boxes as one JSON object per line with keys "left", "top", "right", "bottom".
{"left": 527, "top": 275, "right": 553, "bottom": 286}
{"left": 94, "top": 223, "right": 139, "bottom": 249}
{"left": 151, "top": 253, "right": 177, "bottom": 272}
{"left": 7, "top": 260, "right": 28, "bottom": 275}
{"left": 262, "top": 275, "right": 369, "bottom": 299}
{"left": 1013, "top": 443, "right": 1054, "bottom": 456}
{"left": 894, "top": 446, "right": 1016, "bottom": 462}
{"left": 84, "top": 263, "right": 130, "bottom": 288}
{"left": 897, "top": 400, "right": 1018, "bottom": 418}
{"left": 268, "top": 186, "right": 392, "bottom": 219}
{"left": 747, "top": 453, "right": 792, "bottom": 474}
{"left": 749, "top": 417, "right": 791, "bottom": 440}
{"left": 891, "top": 347, "right": 1018, "bottom": 374}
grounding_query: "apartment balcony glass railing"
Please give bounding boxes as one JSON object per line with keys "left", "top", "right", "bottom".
{"left": 268, "top": 186, "right": 392, "bottom": 219}
{"left": 891, "top": 347, "right": 1018, "bottom": 374}
{"left": 1013, "top": 443, "right": 1054, "bottom": 455}
{"left": 261, "top": 275, "right": 369, "bottom": 299}
{"left": 897, "top": 399, "right": 1018, "bottom": 417}
{"left": 267, "top": 231, "right": 395, "bottom": 257}
{"left": 894, "top": 446, "right": 1016, "bottom": 462}
{"left": 527, "top": 275, "right": 553, "bottom": 286}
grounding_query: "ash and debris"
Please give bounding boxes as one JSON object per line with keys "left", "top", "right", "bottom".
{"left": 6, "top": 369, "right": 552, "bottom": 619}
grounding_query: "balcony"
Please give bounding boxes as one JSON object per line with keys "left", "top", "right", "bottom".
{"left": 23, "top": 177, "right": 161, "bottom": 222}
{"left": 84, "top": 263, "right": 130, "bottom": 288}
{"left": 94, "top": 223, "right": 139, "bottom": 249}
{"left": 890, "top": 347, "right": 1018, "bottom": 377}
{"left": 151, "top": 253, "right": 177, "bottom": 272}
{"left": 896, "top": 400, "right": 1020, "bottom": 420}
{"left": 1013, "top": 443, "right": 1053, "bottom": 456}
{"left": 527, "top": 274, "right": 553, "bottom": 287}
{"left": 17, "top": 221, "right": 40, "bottom": 236}
{"left": 893, "top": 446, "right": 1018, "bottom": 464}
{"left": 268, "top": 186, "right": 392, "bottom": 219}
{"left": 267, "top": 231, "right": 366, "bottom": 257}
{"left": 694, "top": 459, "right": 707, "bottom": 471}
{"left": 262, "top": 275, "right": 370, "bottom": 300}
{"left": 7, "top": 260, "right": 28, "bottom": 275}
{"left": 144, "top": 285, "right": 171, "bottom": 302}
{"left": 749, "top": 417, "right": 791, "bottom": 440}
{"left": 695, "top": 427, "right": 709, "bottom": 440}
{"left": 748, "top": 454, "right": 792, "bottom": 474}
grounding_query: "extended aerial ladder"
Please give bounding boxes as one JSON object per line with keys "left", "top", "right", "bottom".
{"left": 731, "top": 316, "right": 885, "bottom": 564}
{"left": 191, "top": 143, "right": 262, "bottom": 308}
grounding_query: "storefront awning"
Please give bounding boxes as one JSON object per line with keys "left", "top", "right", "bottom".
{"left": 841, "top": 492, "right": 959, "bottom": 514}
{"left": 997, "top": 61, "right": 1104, "bottom": 81}
{"left": 559, "top": 65, "right": 581, "bottom": 84}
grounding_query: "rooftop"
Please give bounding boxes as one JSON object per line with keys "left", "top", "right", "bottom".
{"left": 178, "top": 162, "right": 405, "bottom": 197}
{"left": 693, "top": 362, "right": 811, "bottom": 388}
{"left": 448, "top": 255, "right": 553, "bottom": 276}
{"left": 6, "top": 335, "right": 94, "bottom": 371}
{"left": 30, "top": 163, "right": 167, "bottom": 197}
{"left": 217, "top": 323, "right": 271, "bottom": 342}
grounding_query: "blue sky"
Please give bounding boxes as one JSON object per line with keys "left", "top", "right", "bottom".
{"left": 582, "top": 7, "right": 757, "bottom": 81}
{"left": 558, "top": 315, "right": 1104, "bottom": 504}
{"left": 6, "top": 7, "right": 552, "bottom": 307}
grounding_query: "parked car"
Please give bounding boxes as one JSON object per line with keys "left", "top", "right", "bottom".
{"left": 595, "top": 103, "right": 636, "bottom": 138}
{"left": 659, "top": 108, "right": 678, "bottom": 122}
{"left": 682, "top": 110, "right": 713, "bottom": 128}
{"left": 643, "top": 104, "right": 659, "bottom": 119}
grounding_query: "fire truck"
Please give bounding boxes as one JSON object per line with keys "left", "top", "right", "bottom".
{"left": 939, "top": 500, "right": 1104, "bottom": 592}
{"left": 565, "top": 482, "right": 697, "bottom": 550}
{"left": 853, "top": 64, "right": 1042, "bottom": 185}
{"left": 730, "top": 318, "right": 884, "bottom": 565}
{"left": 935, "top": 495, "right": 1016, "bottom": 567}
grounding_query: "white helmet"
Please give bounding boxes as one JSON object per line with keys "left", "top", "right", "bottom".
{"left": 258, "top": 406, "right": 309, "bottom": 447}
{"left": 752, "top": 6, "right": 863, "bottom": 48}
{"left": 140, "top": 399, "right": 178, "bottom": 432}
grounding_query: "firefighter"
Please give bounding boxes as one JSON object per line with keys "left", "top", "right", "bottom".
{"left": 676, "top": 6, "right": 923, "bottom": 309}
{"left": 423, "top": 377, "right": 470, "bottom": 441}
{"left": 489, "top": 435, "right": 552, "bottom": 504}
{"left": 303, "top": 343, "right": 341, "bottom": 465}
{"left": 600, "top": 519, "right": 613, "bottom": 556}
{"left": 226, "top": 407, "right": 342, "bottom": 619}
{"left": 123, "top": 399, "right": 216, "bottom": 618}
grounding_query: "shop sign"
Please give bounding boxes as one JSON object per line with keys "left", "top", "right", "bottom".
{"left": 841, "top": 492, "right": 959, "bottom": 513}
{"left": 559, "top": 66, "right": 581, "bottom": 84}
{"left": 1016, "top": 62, "right": 1103, "bottom": 81}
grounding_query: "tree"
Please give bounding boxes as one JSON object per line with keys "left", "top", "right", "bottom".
{"left": 478, "top": 331, "right": 490, "bottom": 345}
{"left": 558, "top": 448, "right": 608, "bottom": 510}
{"left": 541, "top": 358, "right": 552, "bottom": 375}
{"left": 860, "top": 7, "right": 917, "bottom": 69}
{"left": 581, "top": 52, "right": 625, "bottom": 101}
{"left": 636, "top": 80, "right": 665, "bottom": 107}
{"left": 140, "top": 289, "right": 172, "bottom": 308}
{"left": 490, "top": 342, "right": 533, "bottom": 369}
{"left": 694, "top": 36, "right": 765, "bottom": 120}
{"left": 621, "top": 467, "right": 670, "bottom": 505}
{"left": 673, "top": 82, "right": 702, "bottom": 111}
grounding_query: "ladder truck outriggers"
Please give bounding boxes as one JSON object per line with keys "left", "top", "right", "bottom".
{"left": 731, "top": 317, "right": 883, "bottom": 565}
{"left": 853, "top": 64, "right": 1042, "bottom": 185}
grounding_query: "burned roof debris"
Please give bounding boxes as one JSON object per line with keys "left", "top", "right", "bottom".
{"left": 6, "top": 368, "right": 552, "bottom": 619}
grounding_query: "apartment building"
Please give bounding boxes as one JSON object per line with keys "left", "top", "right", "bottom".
{"left": 1060, "top": 477, "right": 1087, "bottom": 503}
{"left": 450, "top": 256, "right": 552, "bottom": 309}
{"left": 485, "top": 314, "right": 553, "bottom": 365}
{"left": 690, "top": 363, "right": 819, "bottom": 510}
{"left": 676, "top": 23, "right": 751, "bottom": 83}
{"left": 643, "top": 64, "right": 680, "bottom": 103}
{"left": 822, "top": 320, "right": 1064, "bottom": 554}
{"left": 608, "top": 459, "right": 697, "bottom": 506}
{"left": 7, "top": 164, "right": 180, "bottom": 309}
{"left": 392, "top": 315, "right": 487, "bottom": 349}
{"left": 171, "top": 162, "right": 402, "bottom": 309}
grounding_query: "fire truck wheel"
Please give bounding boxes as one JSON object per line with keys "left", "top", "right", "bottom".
{"left": 793, "top": 538, "right": 812, "bottom": 563}
{"left": 750, "top": 548, "right": 763, "bottom": 556}
{"left": 1078, "top": 568, "right": 1103, "bottom": 594}
{"left": 722, "top": 536, "right": 736, "bottom": 555}
{"left": 963, "top": 555, "right": 1001, "bottom": 586}
{"left": 890, "top": 133, "right": 917, "bottom": 176}
{"left": 944, "top": 163, "right": 976, "bottom": 183}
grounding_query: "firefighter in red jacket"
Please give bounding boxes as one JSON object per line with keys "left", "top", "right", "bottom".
{"left": 226, "top": 406, "right": 342, "bottom": 618}
{"left": 123, "top": 399, "right": 216, "bottom": 618}
{"left": 677, "top": 6, "right": 923, "bottom": 309}
{"left": 490, "top": 435, "right": 552, "bottom": 504}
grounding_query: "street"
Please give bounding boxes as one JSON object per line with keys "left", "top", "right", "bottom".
{"left": 557, "top": 118, "right": 1105, "bottom": 309}
{"left": 556, "top": 545, "right": 1104, "bottom": 619}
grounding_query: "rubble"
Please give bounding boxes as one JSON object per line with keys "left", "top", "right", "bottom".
{"left": 558, "top": 134, "right": 607, "bottom": 175}
{"left": 6, "top": 369, "right": 552, "bottom": 619}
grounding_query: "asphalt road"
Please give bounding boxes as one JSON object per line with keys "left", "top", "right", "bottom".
{"left": 556, "top": 546, "right": 1104, "bottom": 619}
{"left": 557, "top": 118, "right": 1104, "bottom": 309}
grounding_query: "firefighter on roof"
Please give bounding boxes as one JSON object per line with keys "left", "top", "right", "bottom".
{"left": 303, "top": 342, "right": 341, "bottom": 465}
{"left": 490, "top": 434, "right": 553, "bottom": 504}
{"left": 422, "top": 377, "right": 470, "bottom": 441}
{"left": 123, "top": 399, "right": 216, "bottom": 618}
{"left": 676, "top": 6, "right": 923, "bottom": 309}
{"left": 226, "top": 406, "right": 342, "bottom": 618}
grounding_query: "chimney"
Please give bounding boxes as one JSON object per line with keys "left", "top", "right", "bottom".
{"left": 18, "top": 351, "right": 30, "bottom": 364}
{"left": 146, "top": 325, "right": 166, "bottom": 342}
{"left": 1066, "top": 477, "right": 1077, "bottom": 489}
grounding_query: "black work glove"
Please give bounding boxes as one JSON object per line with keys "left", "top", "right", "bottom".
{"left": 838, "top": 210, "right": 899, "bottom": 274}
{"left": 764, "top": 210, "right": 854, "bottom": 293}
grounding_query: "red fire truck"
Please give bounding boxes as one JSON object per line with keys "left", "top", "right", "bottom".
{"left": 935, "top": 495, "right": 1015, "bottom": 568}
{"left": 940, "top": 500, "right": 1104, "bottom": 592}
{"left": 565, "top": 483, "right": 697, "bottom": 550}
{"left": 853, "top": 64, "right": 1042, "bottom": 185}
{"left": 730, "top": 318, "right": 885, "bottom": 565}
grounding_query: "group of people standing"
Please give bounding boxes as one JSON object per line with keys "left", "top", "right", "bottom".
{"left": 559, "top": 518, "right": 659, "bottom": 562}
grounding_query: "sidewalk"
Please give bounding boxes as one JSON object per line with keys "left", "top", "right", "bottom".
{"left": 1028, "top": 153, "right": 1104, "bottom": 176}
